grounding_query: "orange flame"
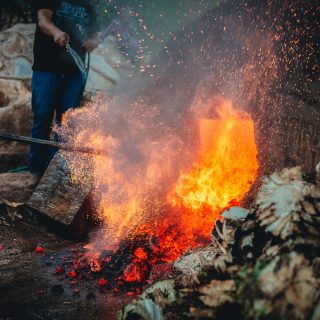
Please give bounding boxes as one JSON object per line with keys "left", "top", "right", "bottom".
{"left": 168, "top": 97, "right": 258, "bottom": 212}
{"left": 157, "top": 97, "right": 258, "bottom": 260}
{"left": 59, "top": 95, "right": 258, "bottom": 264}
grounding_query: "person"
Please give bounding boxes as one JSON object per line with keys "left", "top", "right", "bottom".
{"left": 29, "top": 0, "right": 102, "bottom": 187}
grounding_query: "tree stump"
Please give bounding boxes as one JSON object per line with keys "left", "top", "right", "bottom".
{"left": 24, "top": 151, "right": 93, "bottom": 239}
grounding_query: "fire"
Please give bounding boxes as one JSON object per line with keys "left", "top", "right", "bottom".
{"left": 168, "top": 98, "right": 258, "bottom": 212}
{"left": 59, "top": 94, "right": 258, "bottom": 284}
{"left": 158, "top": 98, "right": 259, "bottom": 260}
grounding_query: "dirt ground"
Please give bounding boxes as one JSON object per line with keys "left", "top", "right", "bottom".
{"left": 0, "top": 215, "right": 131, "bottom": 320}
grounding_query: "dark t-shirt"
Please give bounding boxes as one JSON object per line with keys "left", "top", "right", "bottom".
{"left": 32, "top": 0, "right": 98, "bottom": 73}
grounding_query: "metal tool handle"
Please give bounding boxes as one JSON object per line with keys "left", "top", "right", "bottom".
{"left": 0, "top": 133, "right": 108, "bottom": 156}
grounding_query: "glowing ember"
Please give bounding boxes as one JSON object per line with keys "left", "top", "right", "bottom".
{"left": 99, "top": 278, "right": 108, "bottom": 286}
{"left": 122, "top": 263, "right": 147, "bottom": 282}
{"left": 35, "top": 246, "right": 45, "bottom": 253}
{"left": 89, "top": 260, "right": 102, "bottom": 273}
{"left": 54, "top": 266, "right": 65, "bottom": 274}
{"left": 133, "top": 248, "right": 148, "bottom": 260}
{"left": 68, "top": 270, "right": 77, "bottom": 278}
{"left": 58, "top": 95, "right": 258, "bottom": 284}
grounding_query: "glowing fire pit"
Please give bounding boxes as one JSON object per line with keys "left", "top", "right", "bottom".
{"left": 55, "top": 96, "right": 258, "bottom": 291}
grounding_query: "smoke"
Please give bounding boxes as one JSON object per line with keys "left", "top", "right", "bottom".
{"left": 57, "top": 74, "right": 200, "bottom": 252}
{"left": 56, "top": 0, "right": 319, "bottom": 253}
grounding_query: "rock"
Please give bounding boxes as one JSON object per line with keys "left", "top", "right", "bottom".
{"left": 174, "top": 245, "right": 229, "bottom": 275}
{"left": 0, "top": 142, "right": 28, "bottom": 173}
{"left": 0, "top": 79, "right": 30, "bottom": 109}
{"left": 0, "top": 24, "right": 34, "bottom": 81}
{"left": 0, "top": 172, "right": 32, "bottom": 226}
{"left": 0, "top": 100, "right": 32, "bottom": 135}
{"left": 221, "top": 206, "right": 249, "bottom": 220}
{"left": 0, "top": 28, "right": 33, "bottom": 172}
{"left": 0, "top": 98, "right": 32, "bottom": 172}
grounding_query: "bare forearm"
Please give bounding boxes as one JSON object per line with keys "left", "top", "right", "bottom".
{"left": 37, "top": 9, "right": 58, "bottom": 36}
{"left": 38, "top": 16, "right": 61, "bottom": 37}
{"left": 82, "top": 33, "right": 102, "bottom": 52}
{"left": 37, "top": 9, "right": 69, "bottom": 47}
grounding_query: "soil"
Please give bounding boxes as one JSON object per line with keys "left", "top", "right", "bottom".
{"left": 0, "top": 216, "right": 132, "bottom": 320}
{"left": 0, "top": 142, "right": 28, "bottom": 174}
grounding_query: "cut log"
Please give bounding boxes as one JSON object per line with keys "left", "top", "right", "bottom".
{"left": 23, "top": 151, "right": 93, "bottom": 239}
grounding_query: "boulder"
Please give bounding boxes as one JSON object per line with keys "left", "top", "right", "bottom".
{"left": 0, "top": 24, "right": 34, "bottom": 81}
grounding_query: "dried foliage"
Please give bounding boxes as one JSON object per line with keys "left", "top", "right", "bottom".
{"left": 120, "top": 167, "right": 320, "bottom": 320}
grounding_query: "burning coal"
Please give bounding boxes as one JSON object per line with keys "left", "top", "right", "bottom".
{"left": 56, "top": 90, "right": 258, "bottom": 267}
{"left": 54, "top": 0, "right": 319, "bottom": 270}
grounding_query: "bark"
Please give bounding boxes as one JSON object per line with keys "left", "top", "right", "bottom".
{"left": 25, "top": 152, "right": 93, "bottom": 239}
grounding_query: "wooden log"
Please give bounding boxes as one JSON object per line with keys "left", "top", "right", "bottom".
{"left": 23, "top": 151, "right": 94, "bottom": 239}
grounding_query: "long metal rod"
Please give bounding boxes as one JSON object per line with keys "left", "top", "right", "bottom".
{"left": 0, "top": 133, "right": 108, "bottom": 156}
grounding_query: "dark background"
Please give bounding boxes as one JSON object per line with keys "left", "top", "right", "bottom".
{"left": 0, "top": 0, "right": 118, "bottom": 30}
{"left": 0, "top": 0, "right": 215, "bottom": 53}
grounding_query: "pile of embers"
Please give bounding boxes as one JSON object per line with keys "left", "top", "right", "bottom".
{"left": 119, "top": 166, "right": 320, "bottom": 320}
{"left": 43, "top": 233, "right": 175, "bottom": 298}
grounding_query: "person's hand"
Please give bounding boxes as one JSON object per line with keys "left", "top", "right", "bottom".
{"left": 82, "top": 38, "right": 100, "bottom": 53}
{"left": 53, "top": 30, "right": 70, "bottom": 47}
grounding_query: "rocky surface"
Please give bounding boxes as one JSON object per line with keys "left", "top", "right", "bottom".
{"left": 0, "top": 25, "right": 33, "bottom": 172}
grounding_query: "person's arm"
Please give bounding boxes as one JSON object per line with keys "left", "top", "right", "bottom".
{"left": 82, "top": 5, "right": 103, "bottom": 53}
{"left": 37, "top": 9, "right": 69, "bottom": 47}
{"left": 82, "top": 32, "right": 103, "bottom": 53}
{"left": 82, "top": 19, "right": 119, "bottom": 53}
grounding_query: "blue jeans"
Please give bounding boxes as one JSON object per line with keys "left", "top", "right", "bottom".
{"left": 28, "top": 71, "right": 86, "bottom": 175}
